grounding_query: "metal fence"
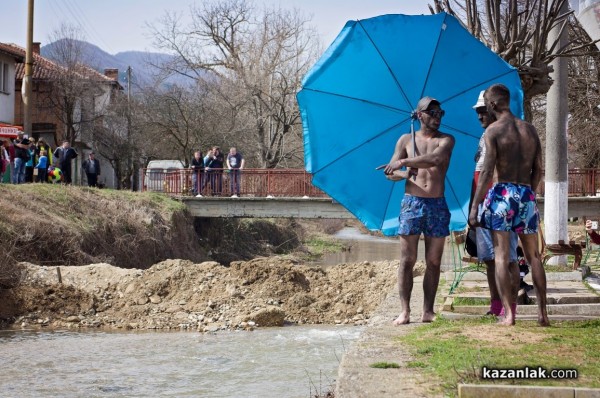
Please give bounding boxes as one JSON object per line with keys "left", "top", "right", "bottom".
{"left": 142, "top": 168, "right": 600, "bottom": 198}
{"left": 536, "top": 169, "right": 600, "bottom": 197}
{"left": 141, "top": 168, "right": 328, "bottom": 197}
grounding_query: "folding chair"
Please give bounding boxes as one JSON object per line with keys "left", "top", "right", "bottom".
{"left": 583, "top": 232, "right": 600, "bottom": 266}
{"left": 448, "top": 229, "right": 485, "bottom": 294}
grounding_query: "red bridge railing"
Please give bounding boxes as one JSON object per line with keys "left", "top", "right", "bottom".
{"left": 536, "top": 169, "right": 599, "bottom": 197}
{"left": 141, "top": 168, "right": 328, "bottom": 197}
{"left": 142, "top": 168, "right": 600, "bottom": 198}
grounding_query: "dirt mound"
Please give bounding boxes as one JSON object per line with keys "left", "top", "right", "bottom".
{"left": 0, "top": 258, "right": 417, "bottom": 331}
{"left": 0, "top": 185, "right": 409, "bottom": 331}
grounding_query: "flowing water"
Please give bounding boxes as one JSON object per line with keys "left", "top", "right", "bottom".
{"left": 313, "top": 227, "right": 457, "bottom": 268}
{"left": 0, "top": 326, "right": 361, "bottom": 398}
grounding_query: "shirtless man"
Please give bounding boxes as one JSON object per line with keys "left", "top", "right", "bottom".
{"left": 469, "top": 83, "right": 549, "bottom": 326}
{"left": 470, "top": 91, "right": 520, "bottom": 317}
{"left": 383, "top": 96, "right": 455, "bottom": 325}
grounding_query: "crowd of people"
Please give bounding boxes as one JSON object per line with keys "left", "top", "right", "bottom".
{"left": 0, "top": 134, "right": 100, "bottom": 187}
{"left": 1, "top": 134, "right": 55, "bottom": 184}
{"left": 190, "top": 146, "right": 245, "bottom": 197}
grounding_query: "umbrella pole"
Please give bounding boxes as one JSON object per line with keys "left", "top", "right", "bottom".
{"left": 411, "top": 120, "right": 416, "bottom": 180}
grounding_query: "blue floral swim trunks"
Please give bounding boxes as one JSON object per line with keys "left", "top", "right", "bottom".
{"left": 479, "top": 182, "right": 539, "bottom": 234}
{"left": 398, "top": 195, "right": 450, "bottom": 237}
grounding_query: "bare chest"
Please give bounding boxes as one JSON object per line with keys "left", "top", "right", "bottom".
{"left": 405, "top": 136, "right": 439, "bottom": 157}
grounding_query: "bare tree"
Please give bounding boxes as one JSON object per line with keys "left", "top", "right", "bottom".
{"left": 566, "top": 35, "right": 600, "bottom": 168}
{"left": 429, "top": 0, "right": 598, "bottom": 120}
{"left": 43, "top": 24, "right": 109, "bottom": 145}
{"left": 148, "top": 0, "right": 320, "bottom": 168}
{"left": 136, "top": 82, "right": 221, "bottom": 166}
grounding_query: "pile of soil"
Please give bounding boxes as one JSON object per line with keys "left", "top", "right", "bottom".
{"left": 0, "top": 184, "right": 415, "bottom": 331}
{"left": 0, "top": 258, "right": 412, "bottom": 331}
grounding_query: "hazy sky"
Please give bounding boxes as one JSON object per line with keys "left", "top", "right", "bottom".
{"left": 1, "top": 0, "right": 430, "bottom": 54}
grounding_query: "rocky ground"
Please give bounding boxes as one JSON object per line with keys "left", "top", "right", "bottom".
{"left": 1, "top": 258, "right": 425, "bottom": 332}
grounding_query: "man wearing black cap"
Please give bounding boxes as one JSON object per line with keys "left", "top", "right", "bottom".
{"left": 82, "top": 151, "right": 101, "bottom": 187}
{"left": 383, "top": 96, "right": 455, "bottom": 325}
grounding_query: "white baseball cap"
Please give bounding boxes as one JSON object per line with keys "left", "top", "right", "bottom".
{"left": 473, "top": 90, "right": 486, "bottom": 109}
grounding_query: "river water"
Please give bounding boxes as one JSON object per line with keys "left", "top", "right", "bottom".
{"left": 0, "top": 326, "right": 361, "bottom": 398}
{"left": 0, "top": 227, "right": 452, "bottom": 397}
{"left": 314, "top": 227, "right": 456, "bottom": 267}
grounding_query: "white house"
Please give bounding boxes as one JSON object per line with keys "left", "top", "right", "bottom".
{"left": 0, "top": 44, "right": 24, "bottom": 134}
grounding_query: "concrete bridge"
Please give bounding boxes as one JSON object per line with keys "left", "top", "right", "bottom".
{"left": 180, "top": 195, "right": 600, "bottom": 220}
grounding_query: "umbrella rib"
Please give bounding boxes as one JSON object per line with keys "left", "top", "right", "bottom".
{"left": 312, "top": 118, "right": 411, "bottom": 174}
{"left": 437, "top": 69, "right": 519, "bottom": 107}
{"left": 356, "top": 20, "right": 413, "bottom": 111}
{"left": 445, "top": 174, "right": 468, "bottom": 230}
{"left": 300, "top": 88, "right": 410, "bottom": 116}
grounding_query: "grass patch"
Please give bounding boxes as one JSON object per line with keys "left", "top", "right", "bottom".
{"left": 304, "top": 236, "right": 346, "bottom": 258}
{"left": 399, "top": 317, "right": 600, "bottom": 397}
{"left": 545, "top": 263, "right": 574, "bottom": 272}
{"left": 452, "top": 297, "right": 490, "bottom": 306}
{"left": 451, "top": 285, "right": 487, "bottom": 294}
{"left": 369, "top": 361, "right": 400, "bottom": 369}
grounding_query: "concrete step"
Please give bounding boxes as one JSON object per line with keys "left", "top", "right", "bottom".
{"left": 444, "top": 271, "right": 584, "bottom": 282}
{"left": 450, "top": 303, "right": 600, "bottom": 316}
{"left": 441, "top": 312, "right": 600, "bottom": 322}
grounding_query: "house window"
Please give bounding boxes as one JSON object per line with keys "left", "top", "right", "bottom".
{"left": 0, "top": 63, "right": 9, "bottom": 93}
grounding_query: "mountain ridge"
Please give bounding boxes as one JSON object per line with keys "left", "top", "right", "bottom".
{"left": 41, "top": 39, "right": 193, "bottom": 88}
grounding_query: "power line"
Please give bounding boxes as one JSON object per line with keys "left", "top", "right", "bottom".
{"left": 47, "top": 0, "right": 115, "bottom": 54}
{"left": 62, "top": 0, "right": 116, "bottom": 53}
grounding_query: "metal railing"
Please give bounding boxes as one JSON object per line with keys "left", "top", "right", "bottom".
{"left": 141, "top": 168, "right": 328, "bottom": 197}
{"left": 142, "top": 168, "right": 600, "bottom": 198}
{"left": 537, "top": 169, "right": 599, "bottom": 197}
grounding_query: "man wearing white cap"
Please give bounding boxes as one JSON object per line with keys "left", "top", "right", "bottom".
{"left": 383, "top": 96, "right": 455, "bottom": 325}
{"left": 470, "top": 84, "right": 548, "bottom": 326}
{"left": 469, "top": 91, "right": 519, "bottom": 317}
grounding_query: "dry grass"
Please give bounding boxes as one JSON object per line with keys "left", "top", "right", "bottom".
{"left": 0, "top": 184, "right": 206, "bottom": 269}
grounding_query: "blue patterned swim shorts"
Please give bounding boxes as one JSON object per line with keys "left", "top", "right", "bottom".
{"left": 398, "top": 195, "right": 450, "bottom": 237}
{"left": 479, "top": 182, "right": 539, "bottom": 234}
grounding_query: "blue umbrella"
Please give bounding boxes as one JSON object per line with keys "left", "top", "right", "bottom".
{"left": 297, "top": 12, "right": 524, "bottom": 236}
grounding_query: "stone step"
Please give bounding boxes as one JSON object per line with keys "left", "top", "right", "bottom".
{"left": 442, "top": 312, "right": 600, "bottom": 322}
{"left": 449, "top": 303, "right": 600, "bottom": 316}
{"left": 444, "top": 271, "right": 584, "bottom": 282}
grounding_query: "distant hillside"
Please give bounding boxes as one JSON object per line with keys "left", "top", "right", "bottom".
{"left": 41, "top": 40, "right": 194, "bottom": 89}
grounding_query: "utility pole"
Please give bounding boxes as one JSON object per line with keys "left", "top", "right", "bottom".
{"left": 544, "top": 0, "right": 569, "bottom": 264}
{"left": 22, "top": 0, "right": 34, "bottom": 137}
{"left": 127, "top": 66, "right": 138, "bottom": 191}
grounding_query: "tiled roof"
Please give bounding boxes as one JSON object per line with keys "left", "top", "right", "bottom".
{"left": 0, "top": 43, "right": 121, "bottom": 87}
{"left": 0, "top": 43, "right": 25, "bottom": 62}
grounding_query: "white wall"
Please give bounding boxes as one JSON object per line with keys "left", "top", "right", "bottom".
{"left": 0, "top": 54, "right": 16, "bottom": 124}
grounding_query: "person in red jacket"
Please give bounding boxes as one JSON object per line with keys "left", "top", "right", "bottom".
{"left": 585, "top": 220, "right": 600, "bottom": 245}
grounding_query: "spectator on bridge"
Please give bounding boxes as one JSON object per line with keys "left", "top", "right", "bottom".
{"left": 204, "top": 146, "right": 224, "bottom": 196}
{"left": 227, "top": 147, "right": 245, "bottom": 198}
{"left": 191, "top": 150, "right": 204, "bottom": 197}
{"left": 585, "top": 219, "right": 600, "bottom": 245}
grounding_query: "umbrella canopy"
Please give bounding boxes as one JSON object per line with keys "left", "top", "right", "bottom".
{"left": 297, "top": 13, "right": 524, "bottom": 236}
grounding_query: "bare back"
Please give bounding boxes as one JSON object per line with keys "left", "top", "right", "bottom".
{"left": 483, "top": 114, "right": 542, "bottom": 190}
